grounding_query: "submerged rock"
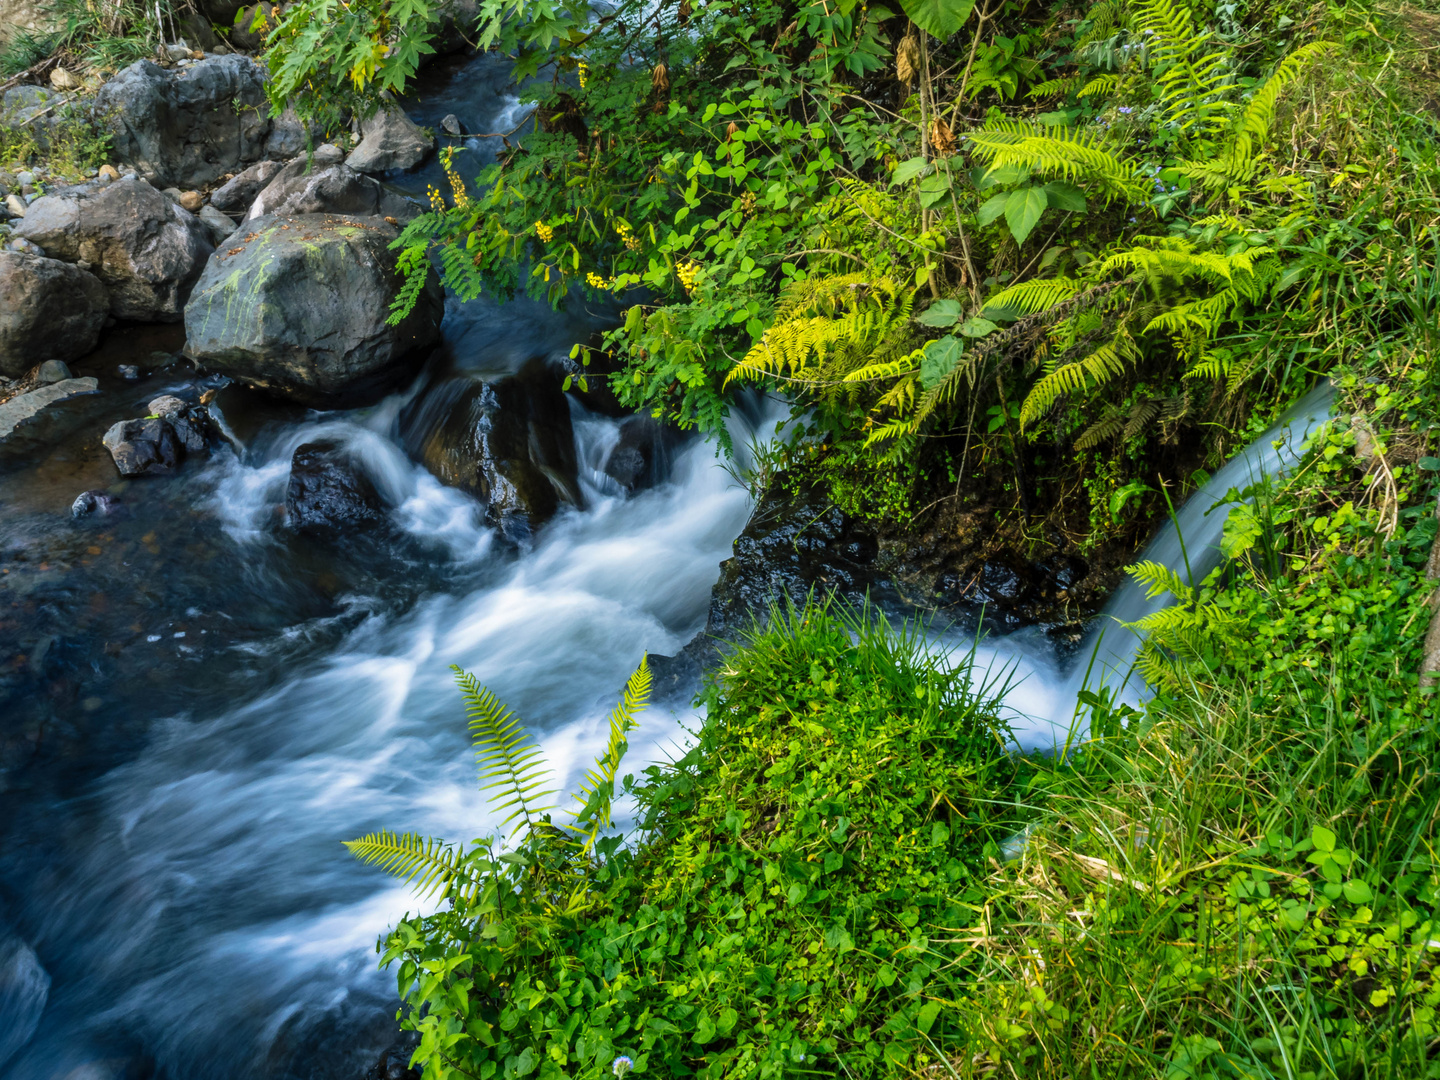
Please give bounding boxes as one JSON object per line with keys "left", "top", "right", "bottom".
{"left": 243, "top": 160, "right": 419, "bottom": 222}
{"left": 400, "top": 359, "right": 581, "bottom": 536}
{"left": 285, "top": 441, "right": 387, "bottom": 533}
{"left": 15, "top": 176, "right": 214, "bottom": 322}
{"left": 0, "top": 377, "right": 101, "bottom": 458}
{"left": 604, "top": 413, "right": 682, "bottom": 492}
{"left": 96, "top": 56, "right": 271, "bottom": 189}
{"left": 183, "top": 213, "right": 443, "bottom": 406}
{"left": 71, "top": 489, "right": 123, "bottom": 518}
{"left": 0, "top": 251, "right": 109, "bottom": 375}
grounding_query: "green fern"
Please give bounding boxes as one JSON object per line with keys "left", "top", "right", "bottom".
{"left": 343, "top": 831, "right": 483, "bottom": 902}
{"left": 568, "top": 658, "right": 651, "bottom": 851}
{"left": 1019, "top": 335, "right": 1138, "bottom": 428}
{"left": 458, "top": 666, "right": 559, "bottom": 839}
{"left": 968, "top": 120, "right": 1145, "bottom": 203}
{"left": 1131, "top": 0, "right": 1234, "bottom": 136}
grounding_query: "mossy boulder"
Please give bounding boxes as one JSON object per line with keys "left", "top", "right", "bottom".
{"left": 182, "top": 213, "right": 443, "bottom": 406}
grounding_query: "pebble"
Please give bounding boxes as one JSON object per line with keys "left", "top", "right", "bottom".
{"left": 15, "top": 171, "right": 34, "bottom": 187}
{"left": 4, "top": 194, "right": 25, "bottom": 217}
{"left": 99, "top": 164, "right": 119, "bottom": 181}
{"left": 49, "top": 67, "right": 79, "bottom": 90}
{"left": 71, "top": 490, "right": 122, "bottom": 518}
{"left": 117, "top": 364, "right": 140, "bottom": 380}
{"left": 441, "top": 114, "right": 461, "bottom": 135}
{"left": 179, "top": 190, "right": 203, "bottom": 212}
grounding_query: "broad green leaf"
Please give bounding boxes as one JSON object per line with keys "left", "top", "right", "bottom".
{"left": 916, "top": 299, "right": 963, "bottom": 327}
{"left": 1004, "top": 186, "right": 1048, "bottom": 244}
{"left": 916, "top": 999, "right": 941, "bottom": 1034}
{"left": 1311, "top": 824, "right": 1336, "bottom": 853}
{"left": 897, "top": 0, "right": 977, "bottom": 39}
{"left": 1042, "top": 181, "right": 1087, "bottom": 213}
{"left": 919, "top": 336, "right": 962, "bottom": 389}
{"left": 1343, "top": 879, "right": 1374, "bottom": 904}
{"left": 694, "top": 1012, "right": 717, "bottom": 1044}
{"left": 891, "top": 156, "right": 932, "bottom": 185}
{"left": 958, "top": 316, "right": 999, "bottom": 338}
{"left": 976, "top": 162, "right": 1030, "bottom": 190}
{"left": 977, "top": 192, "right": 1009, "bottom": 226}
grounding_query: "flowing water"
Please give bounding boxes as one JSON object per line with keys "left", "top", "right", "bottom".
{"left": 0, "top": 49, "right": 1338, "bottom": 1080}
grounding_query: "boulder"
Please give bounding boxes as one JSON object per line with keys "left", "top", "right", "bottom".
{"left": 209, "top": 158, "right": 282, "bottom": 211}
{"left": 96, "top": 56, "right": 270, "bottom": 189}
{"left": 264, "top": 106, "right": 324, "bottom": 160}
{"left": 399, "top": 359, "right": 582, "bottom": 536}
{"left": 347, "top": 97, "right": 433, "bottom": 174}
{"left": 285, "top": 441, "right": 387, "bottom": 533}
{"left": 197, "top": 203, "right": 238, "bottom": 245}
{"left": 15, "top": 176, "right": 214, "bottom": 322}
{"left": 101, "top": 416, "right": 182, "bottom": 475}
{"left": 0, "top": 86, "right": 82, "bottom": 153}
{"left": 0, "top": 252, "right": 108, "bottom": 375}
{"left": 183, "top": 213, "right": 444, "bottom": 405}
{"left": 244, "top": 160, "right": 419, "bottom": 222}
{"left": 604, "top": 413, "right": 682, "bottom": 491}
{"left": 0, "top": 377, "right": 101, "bottom": 458}
{"left": 146, "top": 393, "right": 211, "bottom": 452}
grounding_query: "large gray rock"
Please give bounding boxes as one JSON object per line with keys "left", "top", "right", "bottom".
{"left": 1, "top": 85, "right": 83, "bottom": 152}
{"left": 15, "top": 177, "right": 214, "bottom": 322}
{"left": 264, "top": 106, "right": 325, "bottom": 160}
{"left": 245, "top": 159, "right": 419, "bottom": 222}
{"left": 0, "top": 377, "right": 100, "bottom": 458}
{"left": 96, "top": 56, "right": 271, "bottom": 189}
{"left": 347, "top": 97, "right": 433, "bottom": 174}
{"left": 0, "top": 252, "right": 109, "bottom": 376}
{"left": 398, "top": 359, "right": 582, "bottom": 538}
{"left": 210, "top": 158, "right": 282, "bottom": 211}
{"left": 183, "top": 213, "right": 444, "bottom": 405}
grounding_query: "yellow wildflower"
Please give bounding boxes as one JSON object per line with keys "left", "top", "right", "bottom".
{"left": 535, "top": 221, "right": 555, "bottom": 242}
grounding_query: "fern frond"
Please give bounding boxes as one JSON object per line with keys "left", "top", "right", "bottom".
{"left": 569, "top": 658, "right": 651, "bottom": 849}
{"left": 455, "top": 666, "right": 557, "bottom": 838}
{"left": 1123, "top": 559, "right": 1195, "bottom": 603}
{"left": 969, "top": 121, "right": 1144, "bottom": 202}
{"left": 1132, "top": 0, "right": 1235, "bottom": 136}
{"left": 1029, "top": 75, "right": 1082, "bottom": 99}
{"left": 844, "top": 355, "right": 921, "bottom": 382}
{"left": 1076, "top": 74, "right": 1122, "bottom": 99}
{"left": 1019, "top": 335, "right": 1136, "bottom": 428}
{"left": 1234, "top": 42, "right": 1334, "bottom": 159}
{"left": 344, "top": 831, "right": 473, "bottom": 900}
{"left": 987, "top": 277, "right": 1084, "bottom": 314}
{"left": 863, "top": 415, "right": 919, "bottom": 446}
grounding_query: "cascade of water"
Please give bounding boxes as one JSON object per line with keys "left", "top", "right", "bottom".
{"left": 989, "top": 380, "right": 1337, "bottom": 750}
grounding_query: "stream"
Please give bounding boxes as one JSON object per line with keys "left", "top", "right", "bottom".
{"left": 0, "top": 51, "right": 1336, "bottom": 1080}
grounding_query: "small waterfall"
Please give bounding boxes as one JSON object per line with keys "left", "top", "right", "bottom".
{"left": 993, "top": 380, "right": 1337, "bottom": 749}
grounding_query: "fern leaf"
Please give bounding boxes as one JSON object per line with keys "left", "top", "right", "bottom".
{"left": 969, "top": 121, "right": 1144, "bottom": 202}
{"left": 1019, "top": 336, "right": 1136, "bottom": 428}
{"left": 344, "top": 831, "right": 471, "bottom": 900}
{"left": 569, "top": 658, "right": 652, "bottom": 849}
{"left": 987, "top": 277, "right": 1083, "bottom": 314}
{"left": 1123, "top": 559, "right": 1195, "bottom": 603}
{"left": 1076, "top": 74, "right": 1122, "bottom": 99}
{"left": 1234, "top": 42, "right": 1334, "bottom": 159}
{"left": 455, "top": 666, "right": 557, "bottom": 838}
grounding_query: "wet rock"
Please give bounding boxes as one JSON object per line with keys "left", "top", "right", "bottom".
{"left": 101, "top": 416, "right": 182, "bottom": 475}
{"left": 285, "top": 441, "right": 387, "bottom": 533}
{"left": 71, "top": 489, "right": 123, "bottom": 518}
{"left": 183, "top": 213, "right": 443, "bottom": 406}
{"left": 210, "top": 158, "right": 282, "bottom": 211}
{"left": 440, "top": 113, "right": 461, "bottom": 135}
{"left": 36, "top": 360, "right": 73, "bottom": 384}
{"left": 400, "top": 359, "right": 582, "bottom": 535}
{"left": 244, "top": 160, "right": 419, "bottom": 222}
{"left": 197, "top": 203, "right": 237, "bottom": 245}
{"left": 96, "top": 56, "right": 271, "bottom": 189}
{"left": 347, "top": 96, "right": 433, "bottom": 174}
{"left": 146, "top": 394, "right": 210, "bottom": 451}
{"left": 0, "top": 377, "right": 101, "bottom": 458}
{"left": 0, "top": 251, "right": 109, "bottom": 376}
{"left": 14, "top": 176, "right": 214, "bottom": 322}
{"left": 604, "top": 413, "right": 682, "bottom": 491}
{"left": 117, "top": 364, "right": 140, "bottom": 380}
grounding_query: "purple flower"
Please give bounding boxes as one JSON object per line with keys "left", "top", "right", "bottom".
{"left": 1118, "top": 107, "right": 1132, "bottom": 114}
